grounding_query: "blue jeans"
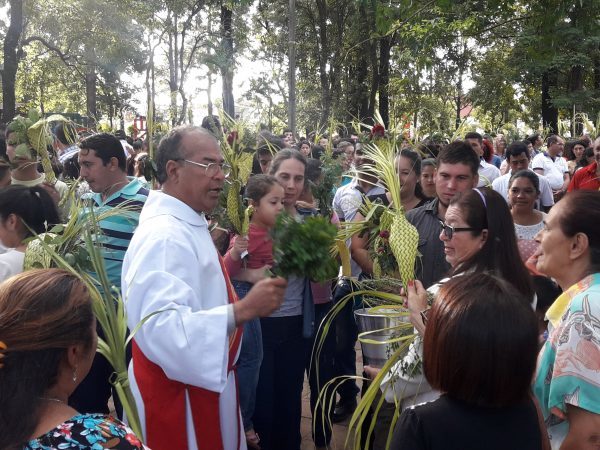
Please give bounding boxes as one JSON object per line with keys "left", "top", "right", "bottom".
{"left": 232, "top": 280, "right": 263, "bottom": 432}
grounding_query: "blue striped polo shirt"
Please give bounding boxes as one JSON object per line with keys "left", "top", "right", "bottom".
{"left": 81, "top": 177, "right": 149, "bottom": 291}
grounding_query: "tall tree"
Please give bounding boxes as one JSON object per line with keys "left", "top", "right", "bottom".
{"left": 1, "top": 0, "right": 24, "bottom": 123}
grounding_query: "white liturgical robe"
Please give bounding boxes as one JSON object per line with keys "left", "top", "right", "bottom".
{"left": 122, "top": 190, "right": 245, "bottom": 450}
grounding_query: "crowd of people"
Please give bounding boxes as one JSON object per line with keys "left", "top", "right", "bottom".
{"left": 0, "top": 115, "right": 599, "bottom": 450}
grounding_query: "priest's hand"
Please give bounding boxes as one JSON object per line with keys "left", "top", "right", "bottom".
{"left": 233, "top": 277, "right": 287, "bottom": 325}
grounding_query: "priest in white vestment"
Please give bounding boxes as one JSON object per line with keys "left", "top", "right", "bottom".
{"left": 122, "top": 126, "right": 287, "bottom": 450}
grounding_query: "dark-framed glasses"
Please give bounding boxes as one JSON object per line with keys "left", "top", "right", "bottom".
{"left": 182, "top": 159, "right": 231, "bottom": 178}
{"left": 439, "top": 220, "right": 479, "bottom": 240}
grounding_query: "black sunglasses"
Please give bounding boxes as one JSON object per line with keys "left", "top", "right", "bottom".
{"left": 439, "top": 220, "right": 479, "bottom": 240}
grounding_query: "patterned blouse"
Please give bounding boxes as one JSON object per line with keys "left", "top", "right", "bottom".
{"left": 24, "top": 413, "right": 149, "bottom": 449}
{"left": 533, "top": 273, "right": 600, "bottom": 448}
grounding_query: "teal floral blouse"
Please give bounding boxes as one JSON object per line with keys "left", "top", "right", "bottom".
{"left": 24, "top": 413, "right": 148, "bottom": 449}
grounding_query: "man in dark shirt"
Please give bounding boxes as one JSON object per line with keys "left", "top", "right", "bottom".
{"left": 407, "top": 141, "right": 480, "bottom": 288}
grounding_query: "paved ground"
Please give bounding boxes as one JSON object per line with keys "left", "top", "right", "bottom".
{"left": 300, "top": 346, "right": 364, "bottom": 450}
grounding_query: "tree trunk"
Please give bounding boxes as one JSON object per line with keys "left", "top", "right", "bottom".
{"left": 378, "top": 35, "right": 392, "bottom": 129}
{"left": 315, "top": 0, "right": 330, "bottom": 127}
{"left": 541, "top": 70, "right": 558, "bottom": 133}
{"left": 569, "top": 64, "right": 584, "bottom": 136}
{"left": 85, "top": 65, "right": 97, "bottom": 128}
{"left": 287, "top": 0, "right": 297, "bottom": 136}
{"left": 1, "top": 0, "right": 23, "bottom": 123}
{"left": 220, "top": 4, "right": 235, "bottom": 118}
{"left": 346, "top": 2, "right": 370, "bottom": 124}
{"left": 207, "top": 72, "right": 213, "bottom": 117}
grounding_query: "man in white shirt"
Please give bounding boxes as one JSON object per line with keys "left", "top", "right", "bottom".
{"left": 492, "top": 141, "right": 554, "bottom": 212}
{"left": 465, "top": 132, "right": 500, "bottom": 187}
{"left": 122, "top": 126, "right": 287, "bottom": 450}
{"left": 532, "top": 135, "right": 570, "bottom": 201}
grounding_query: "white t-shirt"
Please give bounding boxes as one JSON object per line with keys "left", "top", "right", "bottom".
{"left": 0, "top": 249, "right": 25, "bottom": 283}
{"left": 531, "top": 153, "right": 568, "bottom": 190}
{"left": 477, "top": 160, "right": 501, "bottom": 187}
{"left": 491, "top": 170, "right": 554, "bottom": 209}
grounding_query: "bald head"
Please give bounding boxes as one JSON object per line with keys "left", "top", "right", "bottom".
{"left": 156, "top": 126, "right": 218, "bottom": 183}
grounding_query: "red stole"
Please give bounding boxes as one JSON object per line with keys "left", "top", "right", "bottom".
{"left": 132, "top": 254, "right": 243, "bottom": 450}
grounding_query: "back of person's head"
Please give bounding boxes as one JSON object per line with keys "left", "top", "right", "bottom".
{"left": 245, "top": 174, "right": 280, "bottom": 204}
{"left": 559, "top": 190, "right": 600, "bottom": 272}
{"left": 482, "top": 139, "right": 494, "bottom": 163}
{"left": 310, "top": 145, "right": 326, "bottom": 160}
{"left": 423, "top": 273, "right": 539, "bottom": 407}
{"left": 132, "top": 139, "right": 143, "bottom": 152}
{"left": 257, "top": 133, "right": 286, "bottom": 152}
{"left": 53, "top": 122, "right": 78, "bottom": 146}
{"left": 505, "top": 141, "right": 530, "bottom": 161}
{"left": 532, "top": 275, "right": 562, "bottom": 320}
{"left": 62, "top": 155, "right": 80, "bottom": 180}
{"left": 0, "top": 136, "right": 6, "bottom": 161}
{"left": 305, "top": 158, "right": 323, "bottom": 185}
{"left": 336, "top": 140, "right": 353, "bottom": 151}
{"left": 437, "top": 141, "right": 480, "bottom": 176}
{"left": 269, "top": 148, "right": 307, "bottom": 175}
{"left": 201, "top": 115, "right": 221, "bottom": 135}
{"left": 464, "top": 131, "right": 483, "bottom": 143}
{"left": 79, "top": 133, "right": 127, "bottom": 172}
{"left": 449, "top": 187, "right": 534, "bottom": 300}
{"left": 0, "top": 185, "right": 60, "bottom": 238}
{"left": 578, "top": 146, "right": 595, "bottom": 168}
{"left": 0, "top": 269, "right": 94, "bottom": 449}
{"left": 527, "top": 133, "right": 541, "bottom": 145}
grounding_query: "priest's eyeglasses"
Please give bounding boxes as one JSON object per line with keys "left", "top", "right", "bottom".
{"left": 181, "top": 159, "right": 231, "bottom": 178}
{"left": 439, "top": 220, "right": 479, "bottom": 240}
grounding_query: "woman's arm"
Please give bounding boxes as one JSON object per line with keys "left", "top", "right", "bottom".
{"left": 350, "top": 211, "right": 373, "bottom": 275}
{"left": 561, "top": 404, "right": 600, "bottom": 450}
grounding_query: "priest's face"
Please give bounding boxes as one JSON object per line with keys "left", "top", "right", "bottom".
{"left": 177, "top": 131, "right": 226, "bottom": 214}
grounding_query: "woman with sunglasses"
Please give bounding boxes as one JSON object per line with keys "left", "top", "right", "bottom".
{"left": 411, "top": 187, "right": 533, "bottom": 333}
{"left": 371, "top": 188, "right": 534, "bottom": 411}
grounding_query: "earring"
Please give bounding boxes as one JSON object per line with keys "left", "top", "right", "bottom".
{"left": 72, "top": 367, "right": 78, "bottom": 383}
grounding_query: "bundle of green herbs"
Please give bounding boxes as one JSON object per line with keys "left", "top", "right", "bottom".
{"left": 271, "top": 213, "right": 338, "bottom": 282}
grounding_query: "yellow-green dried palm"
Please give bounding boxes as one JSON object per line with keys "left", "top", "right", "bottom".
{"left": 226, "top": 180, "right": 243, "bottom": 234}
{"left": 24, "top": 233, "right": 55, "bottom": 269}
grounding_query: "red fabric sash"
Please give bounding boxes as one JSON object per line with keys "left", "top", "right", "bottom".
{"left": 132, "top": 255, "right": 243, "bottom": 450}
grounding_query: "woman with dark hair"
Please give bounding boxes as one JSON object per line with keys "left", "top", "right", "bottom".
{"left": 508, "top": 170, "right": 546, "bottom": 261}
{"left": 351, "top": 150, "right": 429, "bottom": 275}
{"left": 0, "top": 185, "right": 60, "bottom": 282}
{"left": 373, "top": 188, "right": 534, "bottom": 406}
{"left": 391, "top": 273, "right": 545, "bottom": 450}
{"left": 562, "top": 140, "right": 586, "bottom": 174}
{"left": 298, "top": 140, "right": 312, "bottom": 157}
{"left": 394, "top": 149, "right": 429, "bottom": 211}
{"left": 574, "top": 146, "right": 595, "bottom": 172}
{"left": 251, "top": 146, "right": 274, "bottom": 176}
{"left": 420, "top": 158, "right": 436, "bottom": 199}
{"left": 0, "top": 269, "right": 147, "bottom": 449}
{"left": 533, "top": 190, "right": 600, "bottom": 449}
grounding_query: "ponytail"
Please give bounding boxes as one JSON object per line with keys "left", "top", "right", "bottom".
{"left": 0, "top": 185, "right": 60, "bottom": 238}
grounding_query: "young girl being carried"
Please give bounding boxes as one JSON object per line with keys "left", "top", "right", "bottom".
{"left": 223, "top": 174, "right": 284, "bottom": 450}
